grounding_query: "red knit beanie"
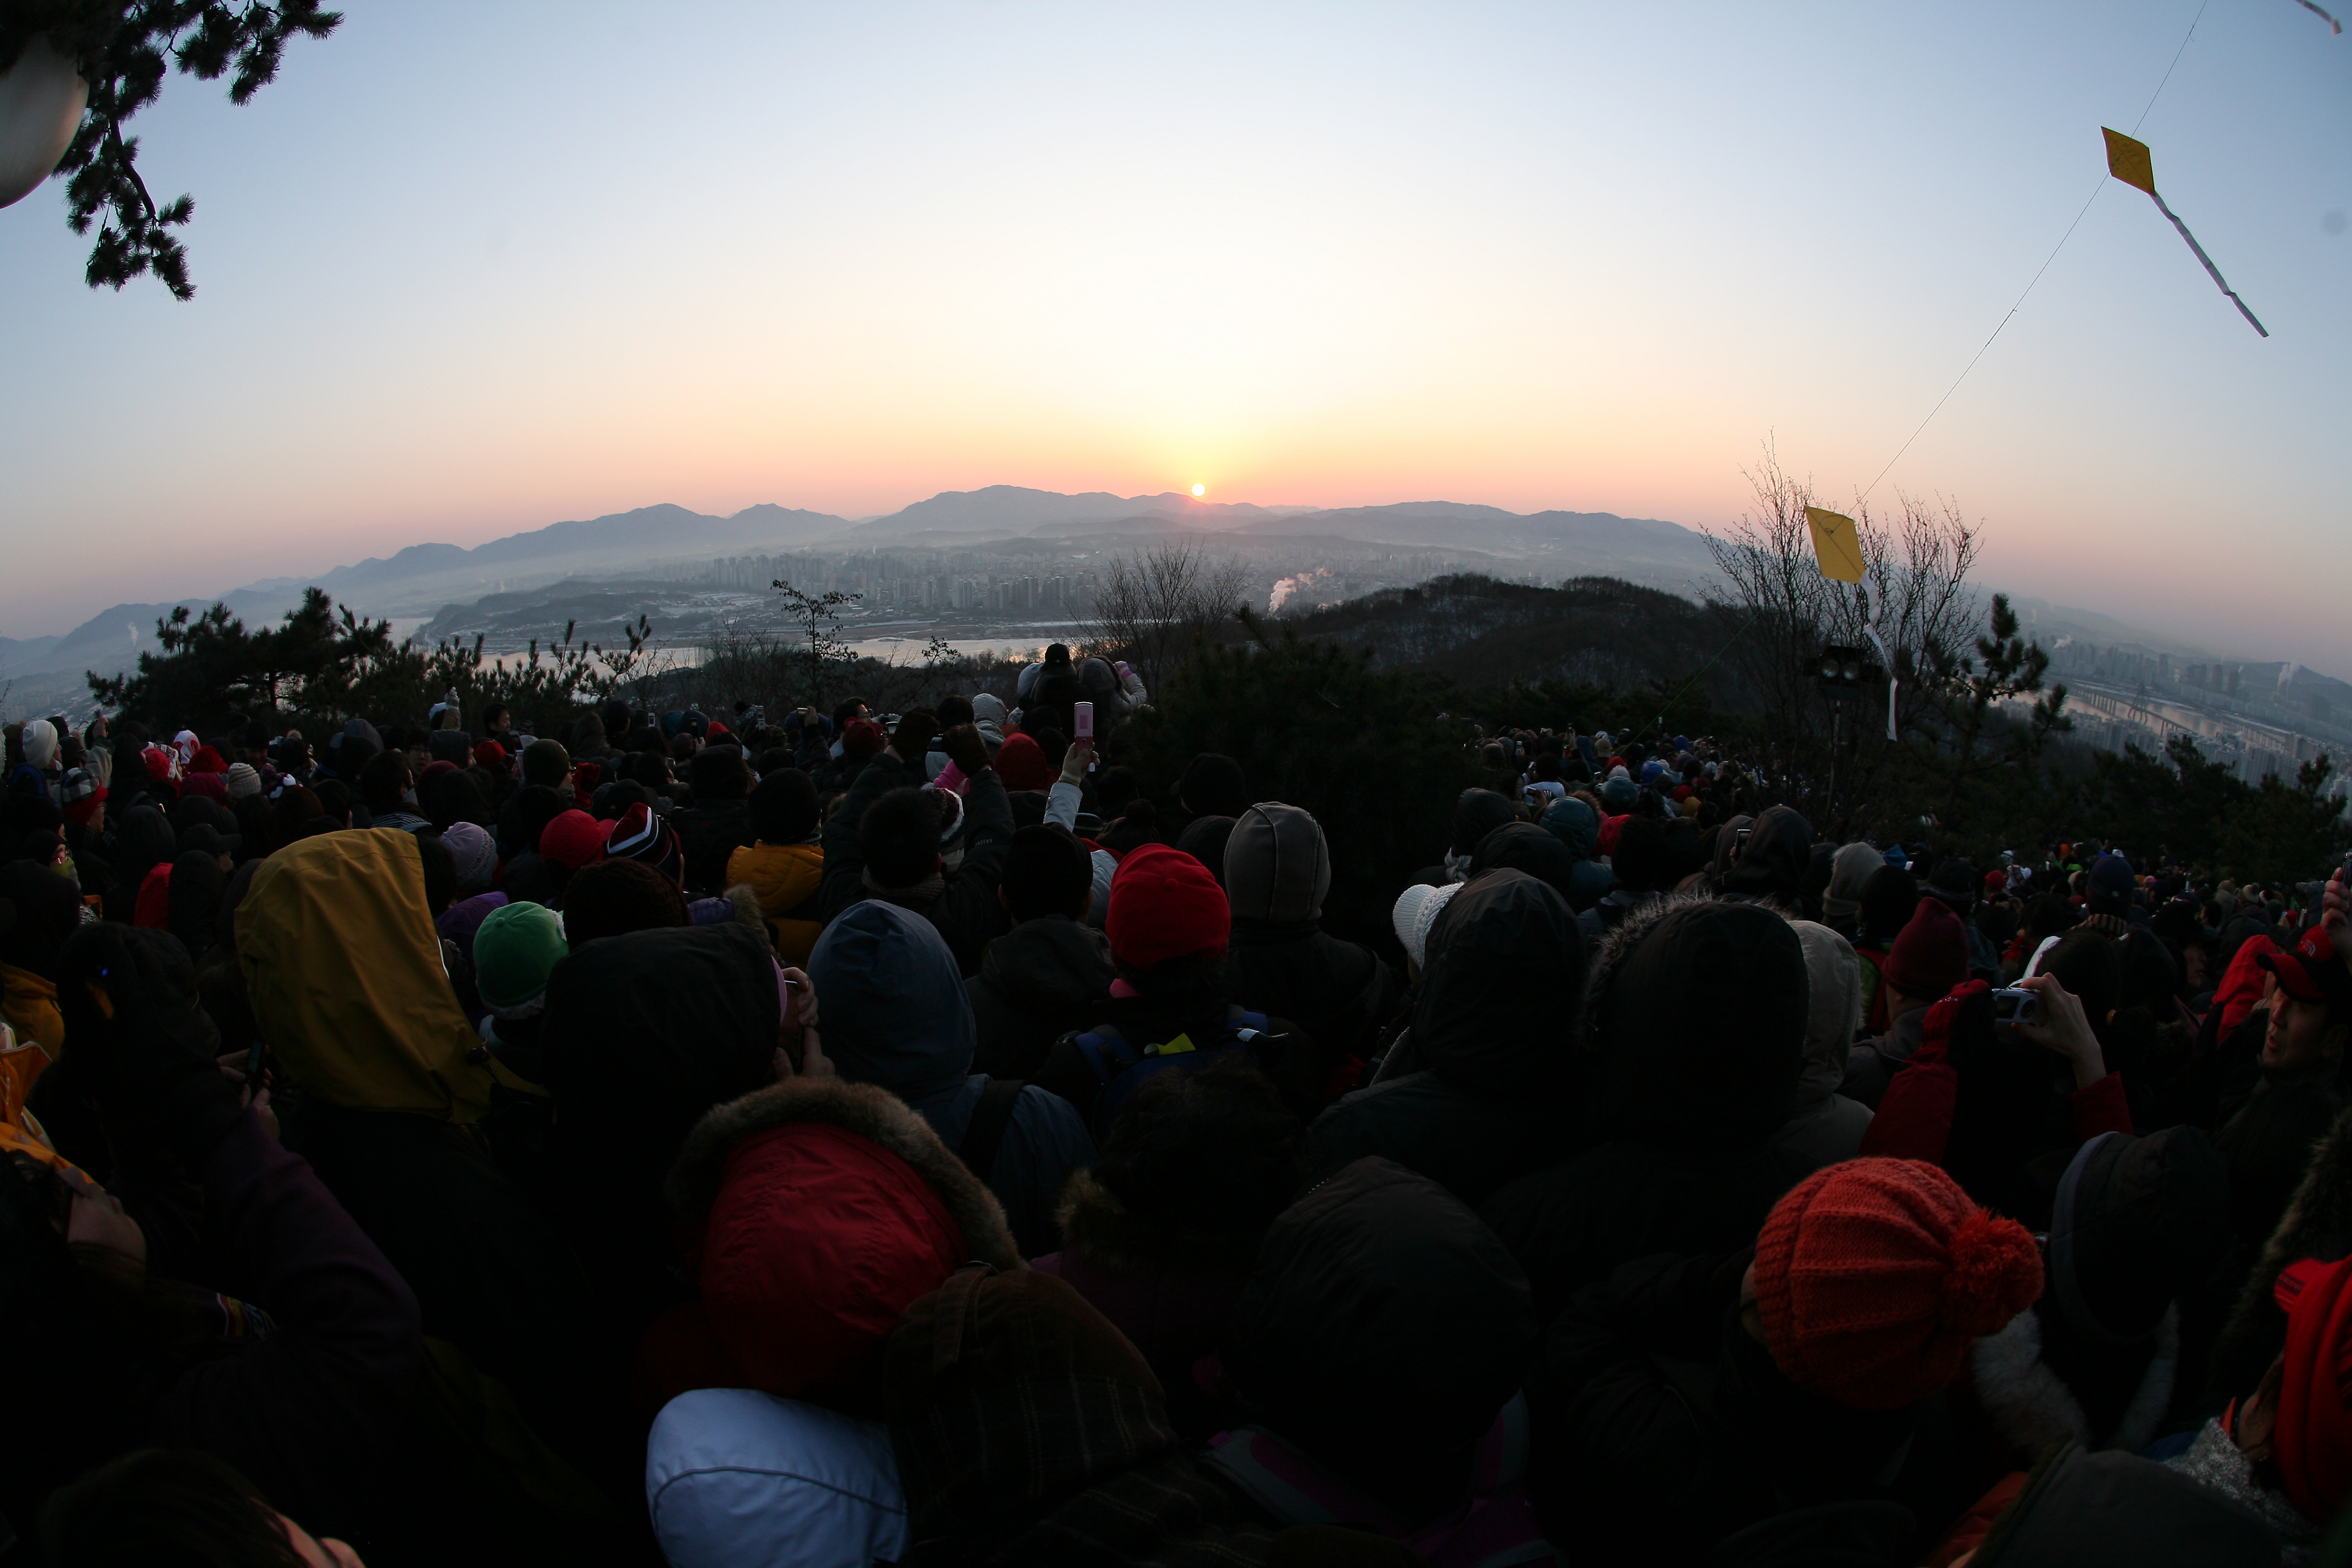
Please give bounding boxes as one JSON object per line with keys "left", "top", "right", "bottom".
{"left": 1753, "top": 1158, "right": 2042, "bottom": 1411}
{"left": 538, "top": 808, "right": 608, "bottom": 871}
{"left": 1880, "top": 897, "right": 1969, "bottom": 999}
{"left": 843, "top": 719, "right": 886, "bottom": 765}
{"left": 1106, "top": 842, "right": 1233, "bottom": 971}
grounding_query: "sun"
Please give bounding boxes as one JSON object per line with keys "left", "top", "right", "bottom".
{"left": 1191, "top": 482, "right": 1206, "bottom": 498}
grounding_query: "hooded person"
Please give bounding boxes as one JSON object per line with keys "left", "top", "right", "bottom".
{"left": 1304, "top": 870, "right": 1584, "bottom": 1208}
{"left": 1172, "top": 813, "right": 1237, "bottom": 886}
{"left": 1213, "top": 1156, "right": 1548, "bottom": 1548}
{"left": 884, "top": 1263, "right": 1308, "bottom": 1567}
{"left": 163, "top": 848, "right": 227, "bottom": 963}
{"left": 820, "top": 715, "right": 1014, "bottom": 978}
{"left": 1481, "top": 895, "right": 1810, "bottom": 1321}
{"left": 812, "top": 899, "right": 1095, "bottom": 1257}
{"left": 1444, "top": 788, "right": 1518, "bottom": 883}
{"left": 671, "top": 745, "right": 759, "bottom": 897}
{"left": 1843, "top": 895, "right": 1970, "bottom": 1109}
{"left": 1720, "top": 804, "right": 1813, "bottom": 909}
{"left": 966, "top": 823, "right": 1115, "bottom": 1081}
{"left": 728, "top": 768, "right": 826, "bottom": 964}
{"left": 642, "top": 1075, "right": 1025, "bottom": 1565}
{"left": 0, "top": 922, "right": 424, "bottom": 1546}
{"left": 1467, "top": 820, "right": 1584, "bottom": 906}
{"left": 105, "top": 802, "right": 176, "bottom": 926}
{"left": 1031, "top": 1059, "right": 1303, "bottom": 1436}
{"left": 237, "top": 830, "right": 619, "bottom": 1489}
{"left": 1853, "top": 862, "right": 1923, "bottom": 1031}
{"left": 1970, "top": 1127, "right": 2231, "bottom": 1462}
{"left": 1535, "top": 795, "right": 1616, "bottom": 912}
{"left": 1221, "top": 803, "right": 1399, "bottom": 1102}
{"left": 0, "top": 859, "right": 81, "bottom": 1061}
{"left": 1531, "top": 1158, "right": 2043, "bottom": 1564}
{"left": 1769, "top": 918, "right": 1872, "bottom": 1181}
{"left": 1823, "top": 840, "right": 1884, "bottom": 937}
{"left": 529, "top": 921, "right": 806, "bottom": 1356}
{"left": 1177, "top": 753, "right": 1249, "bottom": 826}
{"left": 966, "top": 692, "right": 1009, "bottom": 755}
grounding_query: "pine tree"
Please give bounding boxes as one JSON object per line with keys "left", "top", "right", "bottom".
{"left": 4, "top": 2, "right": 342, "bottom": 299}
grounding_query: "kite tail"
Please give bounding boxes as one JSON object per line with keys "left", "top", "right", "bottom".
{"left": 2150, "top": 190, "right": 2270, "bottom": 338}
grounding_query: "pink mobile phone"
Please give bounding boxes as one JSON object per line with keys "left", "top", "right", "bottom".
{"left": 1074, "top": 701, "right": 1094, "bottom": 743}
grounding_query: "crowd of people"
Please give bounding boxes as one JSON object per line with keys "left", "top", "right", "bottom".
{"left": 2, "top": 641, "right": 2350, "bottom": 1566}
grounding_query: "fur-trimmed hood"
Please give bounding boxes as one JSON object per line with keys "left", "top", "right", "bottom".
{"left": 1971, "top": 1303, "right": 2181, "bottom": 1461}
{"left": 1582, "top": 890, "right": 1809, "bottom": 1150}
{"left": 717, "top": 881, "right": 771, "bottom": 946}
{"left": 668, "top": 1075, "right": 1022, "bottom": 1273}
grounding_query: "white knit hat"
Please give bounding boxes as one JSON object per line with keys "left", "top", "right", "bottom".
{"left": 1391, "top": 881, "right": 1464, "bottom": 970}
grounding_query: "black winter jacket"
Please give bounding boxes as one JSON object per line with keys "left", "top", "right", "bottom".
{"left": 1533, "top": 1248, "right": 1957, "bottom": 1562}
{"left": 968, "top": 915, "right": 1115, "bottom": 1079}
{"left": 1303, "top": 872, "right": 1585, "bottom": 1206}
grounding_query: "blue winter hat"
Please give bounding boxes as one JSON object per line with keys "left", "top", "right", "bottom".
{"left": 2088, "top": 852, "right": 2137, "bottom": 913}
{"left": 1600, "top": 776, "right": 1639, "bottom": 813}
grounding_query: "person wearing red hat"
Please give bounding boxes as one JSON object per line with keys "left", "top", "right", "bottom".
{"left": 1032, "top": 841, "right": 1276, "bottom": 1132}
{"left": 1535, "top": 1157, "right": 2042, "bottom": 1562}
{"left": 2163, "top": 1247, "right": 2352, "bottom": 1557}
{"left": 533, "top": 808, "right": 607, "bottom": 907}
{"left": 1843, "top": 896, "right": 1972, "bottom": 1109}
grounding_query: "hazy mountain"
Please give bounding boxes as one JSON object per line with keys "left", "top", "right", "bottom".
{"left": 851, "top": 485, "right": 1313, "bottom": 538}
{"left": 1235, "top": 502, "right": 1718, "bottom": 575}
{"left": 13, "top": 487, "right": 2351, "bottom": 723}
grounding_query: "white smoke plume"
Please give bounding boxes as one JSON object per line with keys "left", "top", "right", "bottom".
{"left": 1267, "top": 567, "right": 1332, "bottom": 614}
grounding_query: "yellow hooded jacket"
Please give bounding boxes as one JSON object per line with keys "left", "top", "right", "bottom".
{"left": 238, "top": 829, "right": 494, "bottom": 1124}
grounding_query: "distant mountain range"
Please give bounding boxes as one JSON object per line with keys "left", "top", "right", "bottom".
{"left": 0, "top": 485, "right": 2333, "bottom": 720}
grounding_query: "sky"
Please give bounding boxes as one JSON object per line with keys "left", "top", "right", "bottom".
{"left": 2, "top": 2, "right": 2346, "bottom": 666}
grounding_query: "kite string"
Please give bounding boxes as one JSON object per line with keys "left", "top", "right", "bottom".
{"left": 1854, "top": 0, "right": 2211, "bottom": 506}
{"left": 1650, "top": 1, "right": 2218, "bottom": 730}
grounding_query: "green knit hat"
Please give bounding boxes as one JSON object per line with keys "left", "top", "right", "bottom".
{"left": 473, "top": 900, "right": 569, "bottom": 1013}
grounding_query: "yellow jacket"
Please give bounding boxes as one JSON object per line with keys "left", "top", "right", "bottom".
{"left": 1, "top": 964, "right": 62, "bottom": 1060}
{"left": 726, "top": 841, "right": 825, "bottom": 965}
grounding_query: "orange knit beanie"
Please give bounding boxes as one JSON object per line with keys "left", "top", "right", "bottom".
{"left": 1753, "top": 1158, "right": 2043, "bottom": 1411}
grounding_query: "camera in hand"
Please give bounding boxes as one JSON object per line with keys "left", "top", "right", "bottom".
{"left": 1990, "top": 987, "right": 2038, "bottom": 1027}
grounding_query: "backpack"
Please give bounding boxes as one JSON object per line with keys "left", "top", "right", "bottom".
{"left": 1203, "top": 1394, "right": 1559, "bottom": 1568}
{"left": 1060, "top": 1006, "right": 1273, "bottom": 1133}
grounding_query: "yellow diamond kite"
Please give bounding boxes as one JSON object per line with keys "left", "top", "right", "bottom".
{"left": 1804, "top": 506, "right": 1866, "bottom": 584}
